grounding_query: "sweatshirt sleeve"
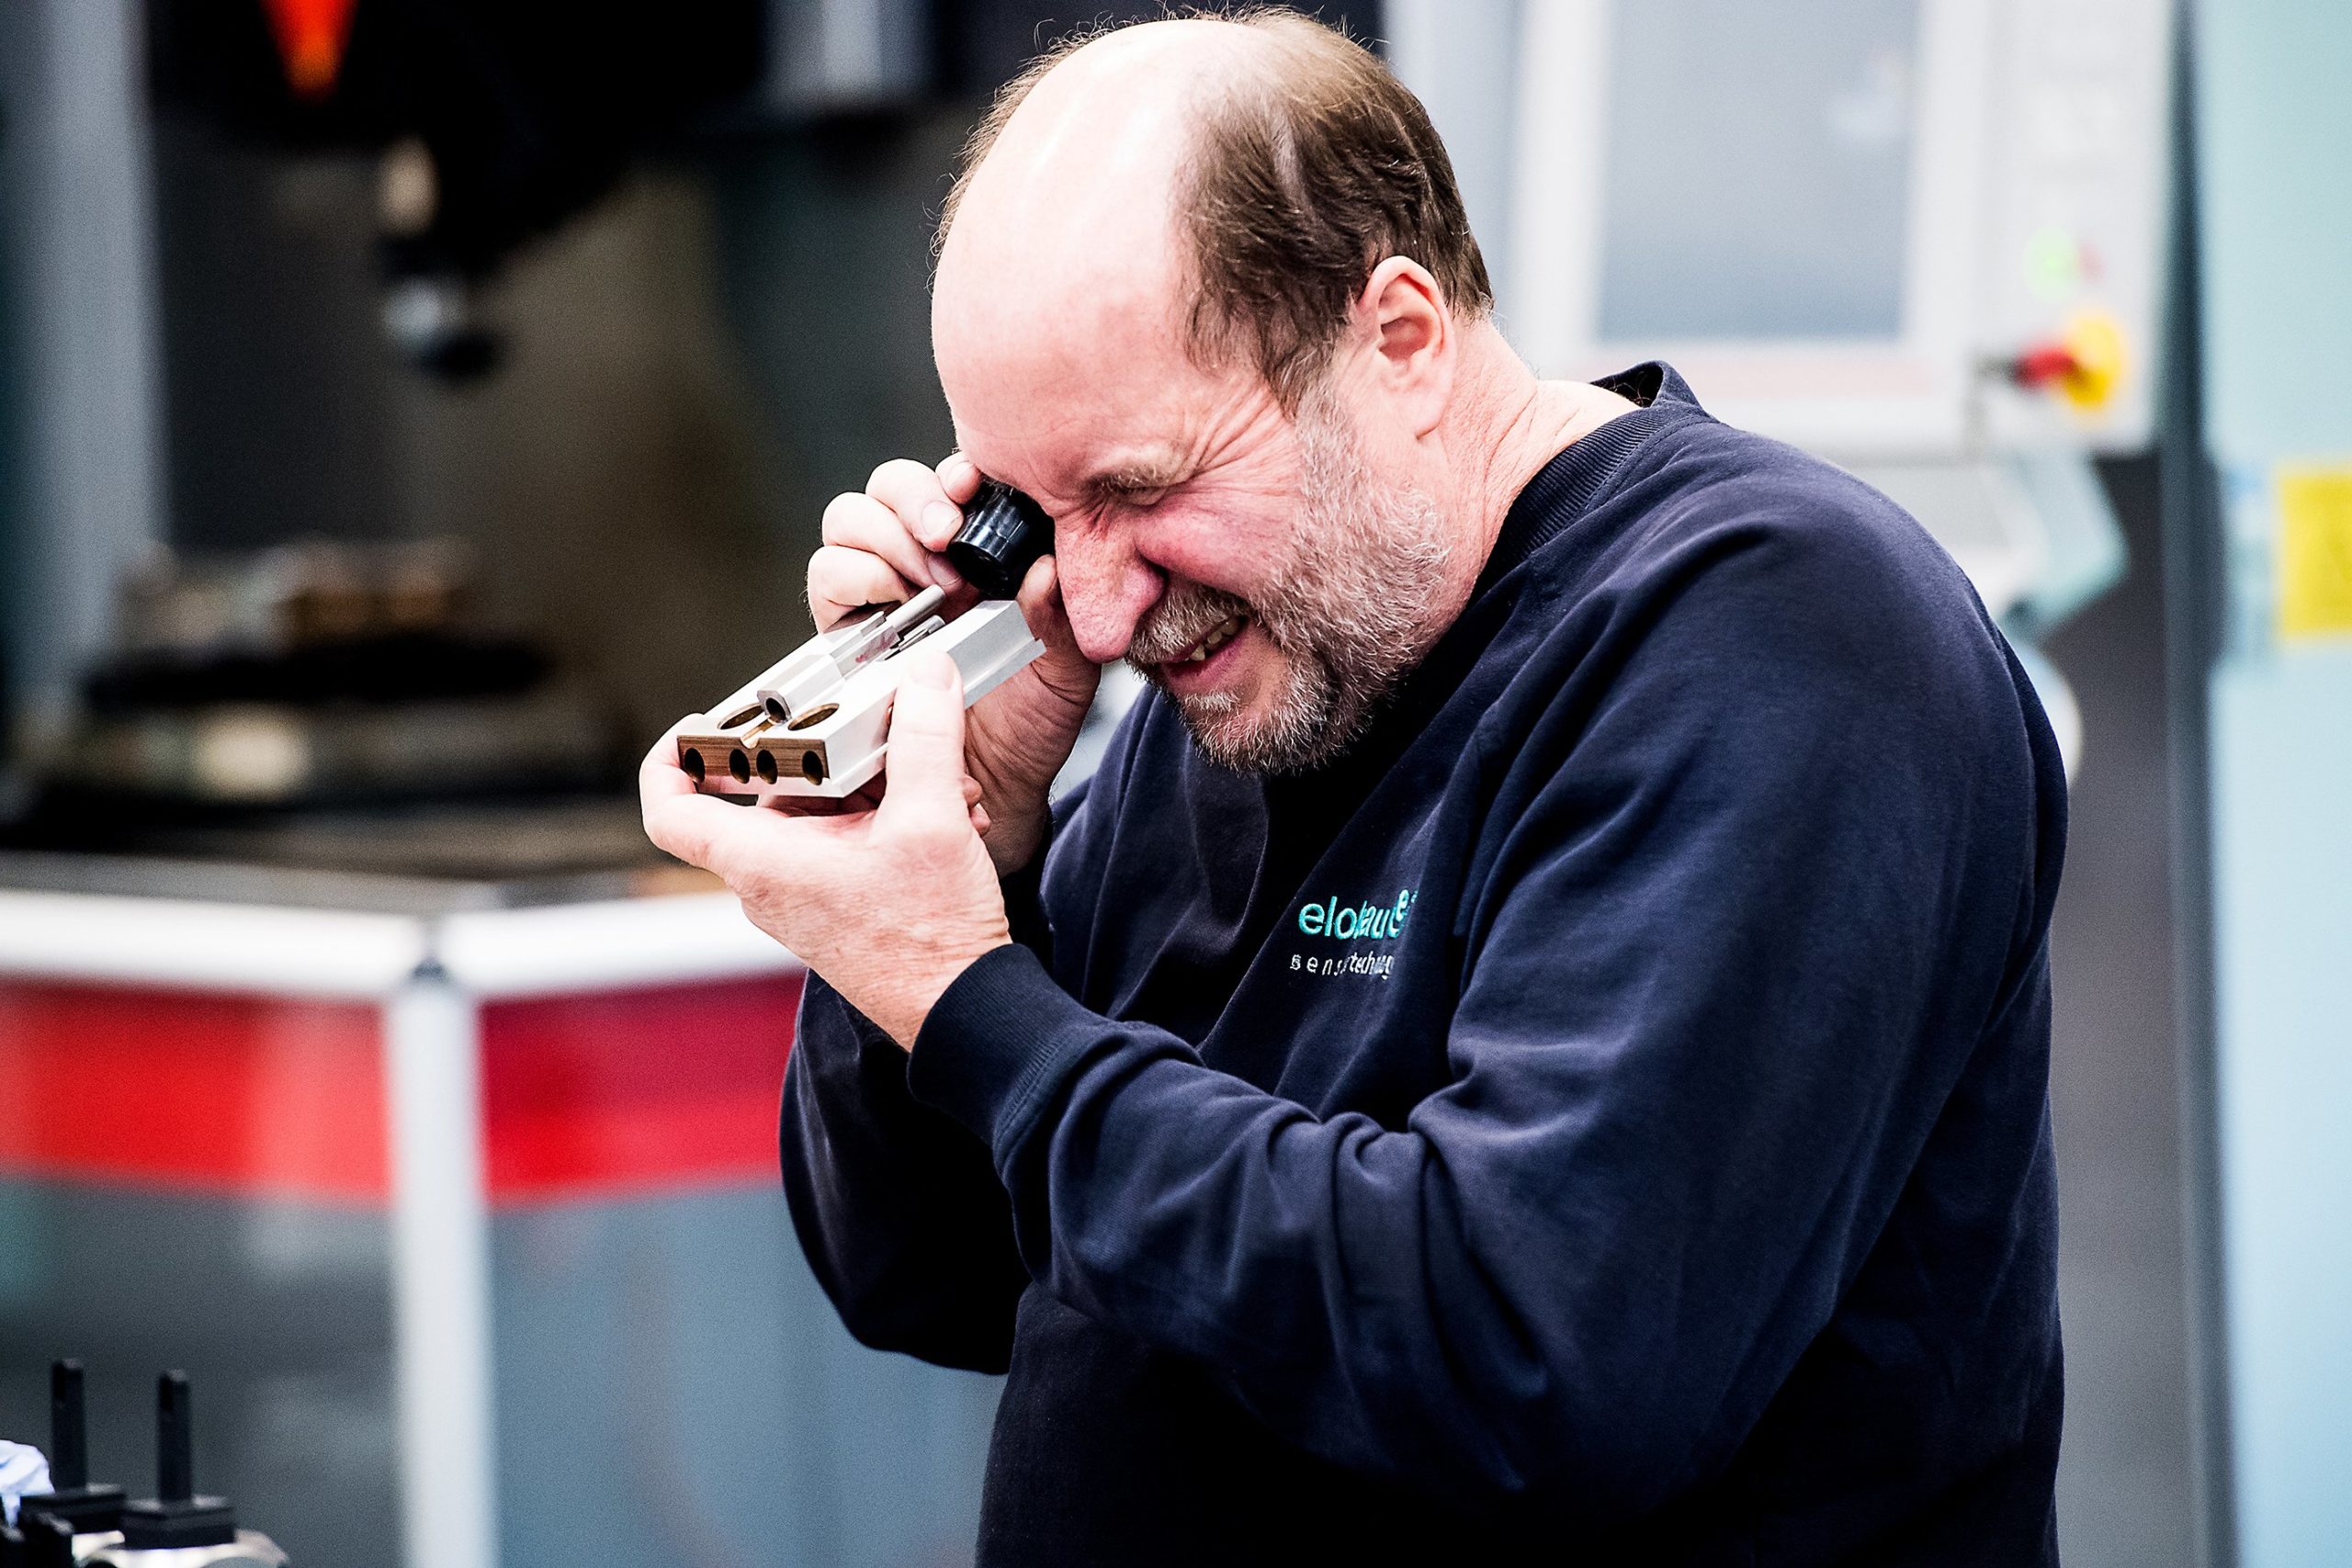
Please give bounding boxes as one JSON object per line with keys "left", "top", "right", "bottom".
{"left": 780, "top": 974, "right": 1029, "bottom": 1372}
{"left": 778, "top": 774, "right": 1104, "bottom": 1372}
{"left": 903, "top": 519, "right": 2059, "bottom": 1516}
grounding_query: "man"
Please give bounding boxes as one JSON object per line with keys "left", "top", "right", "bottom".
{"left": 641, "top": 12, "right": 2066, "bottom": 1564}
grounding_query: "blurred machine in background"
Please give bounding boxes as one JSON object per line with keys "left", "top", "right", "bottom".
{"left": 1496, "top": 0, "right": 2168, "bottom": 457}
{"left": 148, "top": 0, "right": 765, "bottom": 379}
{"left": 1395, "top": 0, "right": 2176, "bottom": 772}
{"left": 17, "top": 538, "right": 618, "bottom": 829}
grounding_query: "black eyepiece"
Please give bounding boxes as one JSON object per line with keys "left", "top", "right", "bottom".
{"left": 946, "top": 481, "right": 1053, "bottom": 600}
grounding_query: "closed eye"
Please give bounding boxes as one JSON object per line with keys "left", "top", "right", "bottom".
{"left": 1082, "top": 460, "right": 1190, "bottom": 514}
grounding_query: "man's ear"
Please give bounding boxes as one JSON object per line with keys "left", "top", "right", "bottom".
{"left": 1354, "top": 255, "right": 1453, "bottom": 437}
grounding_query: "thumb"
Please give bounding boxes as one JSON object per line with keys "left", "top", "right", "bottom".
{"left": 878, "top": 651, "right": 971, "bottom": 828}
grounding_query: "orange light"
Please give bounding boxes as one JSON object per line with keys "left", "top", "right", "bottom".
{"left": 261, "top": 0, "right": 357, "bottom": 101}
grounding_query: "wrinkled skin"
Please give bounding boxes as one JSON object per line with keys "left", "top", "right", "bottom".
{"left": 643, "top": 17, "right": 1631, "bottom": 1046}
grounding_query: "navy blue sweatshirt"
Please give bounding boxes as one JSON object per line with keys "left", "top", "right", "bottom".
{"left": 783, "top": 365, "right": 2067, "bottom": 1564}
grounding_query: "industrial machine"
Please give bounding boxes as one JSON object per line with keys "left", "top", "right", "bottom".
{"left": 1495, "top": 0, "right": 2168, "bottom": 457}
{"left": 1392, "top": 0, "right": 2177, "bottom": 771}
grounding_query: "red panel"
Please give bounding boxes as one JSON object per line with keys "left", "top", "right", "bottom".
{"left": 0, "top": 981, "right": 388, "bottom": 1203}
{"left": 480, "top": 973, "right": 801, "bottom": 1206}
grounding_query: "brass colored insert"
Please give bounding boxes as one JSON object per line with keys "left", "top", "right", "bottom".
{"left": 786, "top": 703, "right": 839, "bottom": 732}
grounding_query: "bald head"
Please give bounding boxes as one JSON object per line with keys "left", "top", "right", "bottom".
{"left": 933, "top": 11, "right": 1491, "bottom": 417}
{"left": 933, "top": 20, "right": 1265, "bottom": 403}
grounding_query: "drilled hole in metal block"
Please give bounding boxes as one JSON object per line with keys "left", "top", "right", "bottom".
{"left": 720, "top": 705, "right": 763, "bottom": 729}
{"left": 682, "top": 748, "right": 706, "bottom": 784}
{"left": 729, "top": 749, "right": 751, "bottom": 784}
{"left": 755, "top": 750, "right": 778, "bottom": 784}
{"left": 786, "top": 703, "right": 839, "bottom": 732}
{"left": 801, "top": 751, "right": 826, "bottom": 785}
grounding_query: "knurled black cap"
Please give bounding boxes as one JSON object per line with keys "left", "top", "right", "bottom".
{"left": 946, "top": 481, "right": 1053, "bottom": 600}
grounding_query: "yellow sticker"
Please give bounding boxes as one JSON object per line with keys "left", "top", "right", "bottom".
{"left": 2278, "top": 463, "right": 2352, "bottom": 641}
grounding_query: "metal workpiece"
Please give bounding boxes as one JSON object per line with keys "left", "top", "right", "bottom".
{"left": 676, "top": 597, "right": 1044, "bottom": 802}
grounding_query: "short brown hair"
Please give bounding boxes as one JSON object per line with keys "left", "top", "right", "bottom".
{"left": 937, "top": 7, "right": 1494, "bottom": 409}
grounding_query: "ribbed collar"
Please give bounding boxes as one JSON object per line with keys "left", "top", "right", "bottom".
{"left": 1473, "top": 361, "right": 1706, "bottom": 597}
{"left": 1257, "top": 365, "right": 1708, "bottom": 817}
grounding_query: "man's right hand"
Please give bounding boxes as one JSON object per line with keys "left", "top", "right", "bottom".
{"left": 808, "top": 453, "right": 1101, "bottom": 876}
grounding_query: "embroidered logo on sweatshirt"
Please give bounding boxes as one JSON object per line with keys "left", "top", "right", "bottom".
{"left": 1289, "top": 888, "right": 1418, "bottom": 979}
{"left": 1296, "top": 888, "right": 1417, "bottom": 941}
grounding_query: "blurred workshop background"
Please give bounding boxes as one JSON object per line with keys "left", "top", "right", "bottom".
{"left": 0, "top": 0, "right": 2344, "bottom": 1564}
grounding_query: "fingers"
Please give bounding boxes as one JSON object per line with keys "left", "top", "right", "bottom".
{"left": 876, "top": 652, "right": 975, "bottom": 833}
{"left": 806, "top": 455, "right": 1004, "bottom": 637}
{"left": 643, "top": 786, "right": 769, "bottom": 872}
{"left": 866, "top": 458, "right": 971, "bottom": 572}
{"left": 1015, "top": 554, "right": 1076, "bottom": 654}
{"left": 936, "top": 452, "right": 983, "bottom": 507}
{"left": 808, "top": 544, "right": 913, "bottom": 630}
{"left": 639, "top": 713, "right": 710, "bottom": 803}
{"left": 820, "top": 491, "right": 946, "bottom": 595}
{"left": 643, "top": 711, "right": 771, "bottom": 869}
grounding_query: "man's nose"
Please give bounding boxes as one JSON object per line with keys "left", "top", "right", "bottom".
{"left": 1053, "top": 525, "right": 1164, "bottom": 664}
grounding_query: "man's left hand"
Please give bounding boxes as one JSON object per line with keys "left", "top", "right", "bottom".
{"left": 640, "top": 652, "right": 1012, "bottom": 1048}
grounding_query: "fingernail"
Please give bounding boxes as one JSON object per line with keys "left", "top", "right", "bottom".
{"left": 922, "top": 502, "right": 960, "bottom": 544}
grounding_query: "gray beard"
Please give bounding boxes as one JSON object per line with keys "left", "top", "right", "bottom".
{"left": 1126, "top": 389, "right": 1453, "bottom": 774}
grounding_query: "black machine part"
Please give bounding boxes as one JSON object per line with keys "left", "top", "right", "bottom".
{"left": 118, "top": 1374, "right": 235, "bottom": 1551}
{"left": 16, "top": 1361, "right": 123, "bottom": 1534}
{"left": 48, "top": 1363, "right": 85, "bottom": 1491}
{"left": 21, "top": 1517, "right": 70, "bottom": 1568}
{"left": 946, "top": 482, "right": 1055, "bottom": 601}
{"left": 0, "top": 1519, "right": 21, "bottom": 1568}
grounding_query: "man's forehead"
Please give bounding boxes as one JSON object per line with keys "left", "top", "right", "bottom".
{"left": 934, "top": 196, "right": 1202, "bottom": 499}
{"left": 931, "top": 20, "right": 1275, "bottom": 496}
{"left": 930, "top": 22, "right": 1260, "bottom": 373}
{"left": 944, "top": 331, "right": 1211, "bottom": 502}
